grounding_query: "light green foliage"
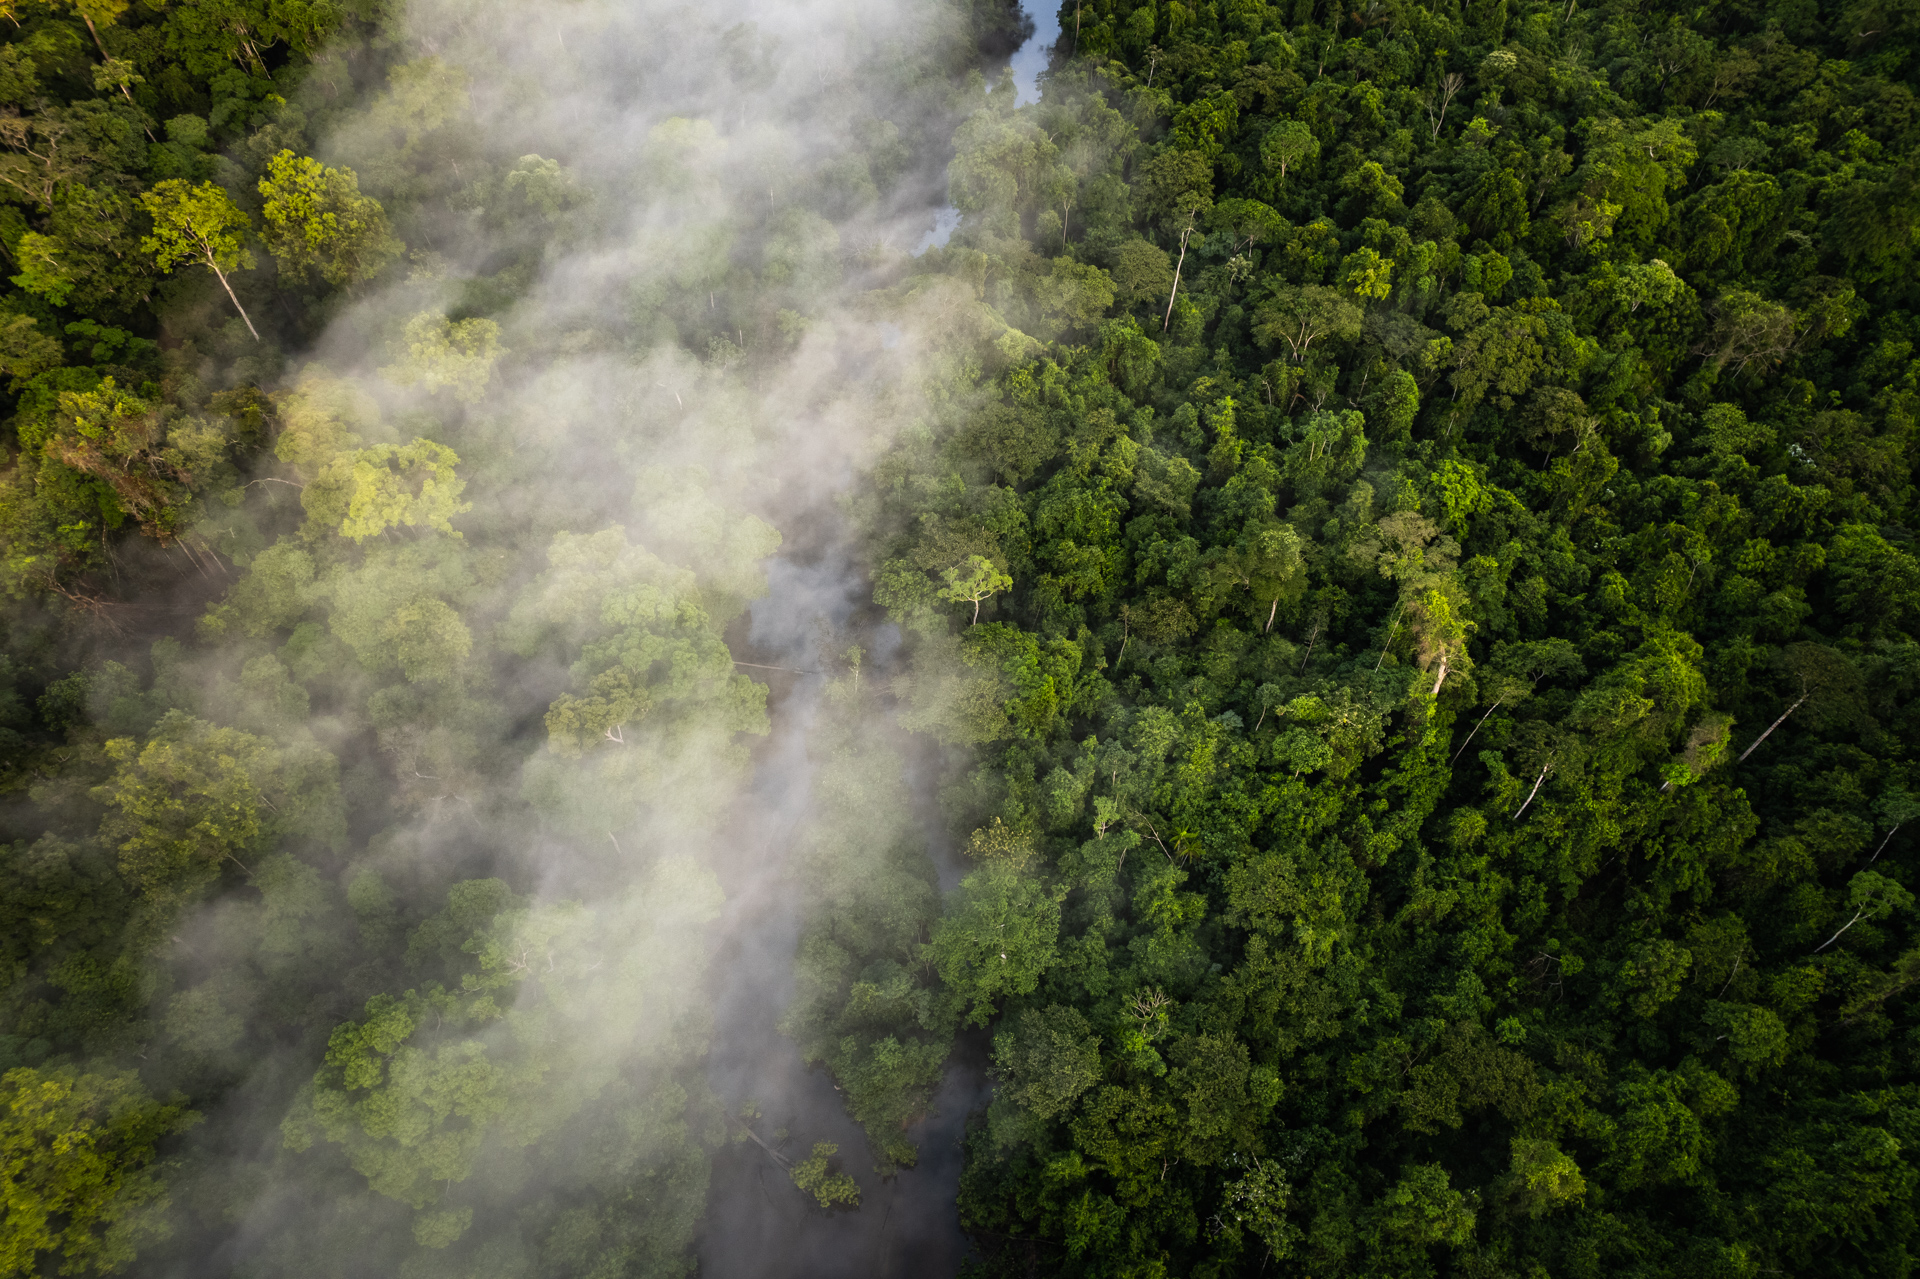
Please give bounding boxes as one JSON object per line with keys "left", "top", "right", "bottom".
{"left": 332, "top": 440, "right": 470, "bottom": 542}
{"left": 1338, "top": 246, "right": 1393, "bottom": 301}
{"left": 0, "top": 367, "right": 254, "bottom": 597}
{"left": 1109, "top": 238, "right": 1174, "bottom": 311}
{"left": 12, "top": 186, "right": 155, "bottom": 315}
{"left": 257, "top": 150, "right": 403, "bottom": 286}
{"left": 0, "top": 1065, "right": 196, "bottom": 1277}
{"left": 789, "top": 1142, "right": 860, "bottom": 1208}
{"left": 1703, "top": 1002, "right": 1789, "bottom": 1072}
{"left": 380, "top": 313, "right": 505, "bottom": 404}
{"left": 941, "top": 553, "right": 1012, "bottom": 624}
{"left": 628, "top": 466, "right": 783, "bottom": 622}
{"left": 137, "top": 181, "right": 256, "bottom": 335}
{"left": 92, "top": 710, "right": 344, "bottom": 909}
{"left": 0, "top": 314, "right": 62, "bottom": 389}
{"left": 1255, "top": 284, "right": 1362, "bottom": 361}
{"left": 1607, "top": 1062, "right": 1738, "bottom": 1188}
{"left": 505, "top": 525, "right": 768, "bottom": 837}
{"left": 309, "top": 541, "right": 475, "bottom": 685}
{"left": 1503, "top": 1139, "right": 1586, "bottom": 1216}
{"left": 197, "top": 541, "right": 314, "bottom": 639}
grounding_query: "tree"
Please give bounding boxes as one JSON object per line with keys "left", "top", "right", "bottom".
{"left": 1134, "top": 150, "right": 1214, "bottom": 331}
{"left": 1259, "top": 119, "right": 1317, "bottom": 180}
{"left": 1207, "top": 198, "right": 1284, "bottom": 253}
{"left": 1705, "top": 289, "right": 1797, "bottom": 376}
{"left": 0, "top": 1065, "right": 196, "bottom": 1277}
{"left": 330, "top": 440, "right": 471, "bottom": 542}
{"left": 1735, "top": 644, "right": 1866, "bottom": 762}
{"left": 789, "top": 1142, "right": 860, "bottom": 1207}
{"left": 1109, "top": 238, "right": 1175, "bottom": 312}
{"left": 995, "top": 1005, "right": 1101, "bottom": 1120}
{"left": 1870, "top": 785, "right": 1920, "bottom": 863}
{"left": 50, "top": 1, "right": 143, "bottom": 113}
{"left": 380, "top": 313, "right": 506, "bottom": 404}
{"left": 1136, "top": 149, "right": 1213, "bottom": 230}
{"left": 1210, "top": 523, "right": 1304, "bottom": 632}
{"left": 138, "top": 180, "right": 259, "bottom": 340}
{"left": 257, "top": 150, "right": 403, "bottom": 287}
{"left": 942, "top": 554, "right": 1012, "bottom": 624}
{"left": 1451, "top": 639, "right": 1583, "bottom": 763}
{"left": 1382, "top": 1163, "right": 1476, "bottom": 1247}
{"left": 1219, "top": 1157, "right": 1301, "bottom": 1259}
{"left": 1502, "top": 1140, "right": 1587, "bottom": 1217}
{"left": 92, "top": 710, "right": 344, "bottom": 909}
{"left": 1423, "top": 73, "right": 1465, "bottom": 138}
{"left": 1253, "top": 285, "right": 1362, "bottom": 362}
{"left": 1812, "top": 872, "right": 1914, "bottom": 954}
{"left": 1339, "top": 246, "right": 1393, "bottom": 301}
{"left": 927, "top": 857, "right": 1061, "bottom": 1026}
{"left": 12, "top": 186, "right": 154, "bottom": 314}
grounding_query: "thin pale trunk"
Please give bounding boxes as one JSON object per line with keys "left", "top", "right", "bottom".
{"left": 1373, "top": 601, "right": 1404, "bottom": 671}
{"left": 205, "top": 248, "right": 260, "bottom": 340}
{"left": 1265, "top": 596, "right": 1279, "bottom": 633}
{"left": 1430, "top": 656, "right": 1449, "bottom": 696}
{"left": 1813, "top": 907, "right": 1869, "bottom": 954}
{"left": 177, "top": 539, "right": 212, "bottom": 580}
{"left": 1117, "top": 625, "right": 1130, "bottom": 669}
{"left": 1162, "top": 220, "right": 1193, "bottom": 332}
{"left": 193, "top": 537, "right": 228, "bottom": 577}
{"left": 1736, "top": 691, "right": 1810, "bottom": 762}
{"left": 1451, "top": 699, "right": 1503, "bottom": 765}
{"left": 79, "top": 12, "right": 152, "bottom": 134}
{"left": 1718, "top": 954, "right": 1743, "bottom": 997}
{"left": 1870, "top": 823, "right": 1901, "bottom": 864}
{"left": 1512, "top": 762, "right": 1551, "bottom": 820}
{"left": 972, "top": 596, "right": 982, "bottom": 624}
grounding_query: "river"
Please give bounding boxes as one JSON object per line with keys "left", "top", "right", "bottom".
{"left": 695, "top": 4, "right": 1059, "bottom": 1274}
{"left": 914, "top": 0, "right": 1058, "bottom": 254}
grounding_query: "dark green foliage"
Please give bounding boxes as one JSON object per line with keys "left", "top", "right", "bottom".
{"left": 862, "top": 2, "right": 1920, "bottom": 1275}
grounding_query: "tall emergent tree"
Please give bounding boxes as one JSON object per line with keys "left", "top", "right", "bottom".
{"left": 139, "top": 181, "right": 259, "bottom": 340}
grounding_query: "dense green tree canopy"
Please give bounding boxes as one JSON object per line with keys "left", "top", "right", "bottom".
{"left": 1, "top": 0, "right": 1918, "bottom": 1276}
{"left": 847, "top": 1, "right": 1920, "bottom": 1276}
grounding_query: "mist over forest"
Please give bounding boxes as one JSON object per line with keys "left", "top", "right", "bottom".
{"left": 1, "top": 0, "right": 1918, "bottom": 1276}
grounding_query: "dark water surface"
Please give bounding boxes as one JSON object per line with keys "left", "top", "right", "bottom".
{"left": 694, "top": 545, "right": 986, "bottom": 1277}
{"left": 694, "top": 6, "right": 1059, "bottom": 1272}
